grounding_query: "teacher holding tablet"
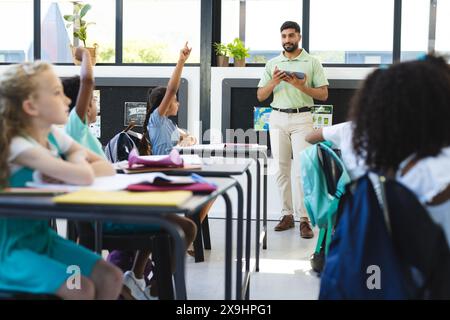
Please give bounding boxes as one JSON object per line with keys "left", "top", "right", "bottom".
{"left": 257, "top": 21, "right": 329, "bottom": 238}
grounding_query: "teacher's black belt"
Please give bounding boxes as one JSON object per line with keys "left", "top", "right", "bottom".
{"left": 271, "top": 106, "right": 311, "bottom": 114}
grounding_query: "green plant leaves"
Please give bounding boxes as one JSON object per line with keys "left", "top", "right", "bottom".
{"left": 80, "top": 4, "right": 92, "bottom": 18}
{"left": 65, "top": 2, "right": 93, "bottom": 47}
{"left": 63, "top": 14, "right": 75, "bottom": 22}
{"left": 227, "top": 38, "right": 250, "bottom": 60}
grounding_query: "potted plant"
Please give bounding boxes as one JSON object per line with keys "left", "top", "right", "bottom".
{"left": 227, "top": 38, "right": 250, "bottom": 67}
{"left": 64, "top": 2, "right": 98, "bottom": 65}
{"left": 213, "top": 42, "right": 229, "bottom": 67}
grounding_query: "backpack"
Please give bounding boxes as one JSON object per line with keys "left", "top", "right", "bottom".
{"left": 105, "top": 123, "right": 143, "bottom": 163}
{"left": 300, "top": 142, "right": 351, "bottom": 257}
{"left": 319, "top": 173, "right": 450, "bottom": 299}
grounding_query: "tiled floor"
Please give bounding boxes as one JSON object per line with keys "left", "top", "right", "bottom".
{"left": 185, "top": 218, "right": 320, "bottom": 300}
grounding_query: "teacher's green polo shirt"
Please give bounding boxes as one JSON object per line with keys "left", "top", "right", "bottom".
{"left": 258, "top": 49, "right": 329, "bottom": 109}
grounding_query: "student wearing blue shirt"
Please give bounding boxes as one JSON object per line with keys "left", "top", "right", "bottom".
{"left": 139, "top": 42, "right": 196, "bottom": 156}
{"left": 0, "top": 61, "right": 122, "bottom": 299}
{"left": 139, "top": 43, "right": 212, "bottom": 257}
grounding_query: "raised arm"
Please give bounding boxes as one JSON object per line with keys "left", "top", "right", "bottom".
{"left": 158, "top": 42, "right": 191, "bottom": 116}
{"left": 74, "top": 47, "right": 95, "bottom": 121}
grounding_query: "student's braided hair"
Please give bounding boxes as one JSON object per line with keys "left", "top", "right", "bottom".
{"left": 0, "top": 61, "right": 52, "bottom": 187}
{"left": 139, "top": 86, "right": 167, "bottom": 155}
{"left": 350, "top": 55, "right": 450, "bottom": 173}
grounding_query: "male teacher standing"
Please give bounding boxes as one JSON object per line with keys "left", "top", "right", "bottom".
{"left": 257, "top": 21, "right": 329, "bottom": 238}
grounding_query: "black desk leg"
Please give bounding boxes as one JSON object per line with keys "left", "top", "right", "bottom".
{"left": 202, "top": 215, "right": 212, "bottom": 250}
{"left": 263, "top": 152, "right": 268, "bottom": 250}
{"left": 222, "top": 192, "right": 233, "bottom": 300}
{"left": 156, "top": 219, "right": 187, "bottom": 300}
{"left": 234, "top": 180, "right": 244, "bottom": 300}
{"left": 188, "top": 210, "right": 204, "bottom": 263}
{"left": 245, "top": 169, "right": 252, "bottom": 273}
{"left": 94, "top": 221, "right": 103, "bottom": 254}
{"left": 255, "top": 154, "right": 261, "bottom": 272}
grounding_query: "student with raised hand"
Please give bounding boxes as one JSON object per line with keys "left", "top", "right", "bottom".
{"left": 350, "top": 55, "right": 450, "bottom": 246}
{"left": 139, "top": 42, "right": 196, "bottom": 156}
{"left": 0, "top": 61, "right": 122, "bottom": 300}
{"left": 63, "top": 47, "right": 103, "bottom": 157}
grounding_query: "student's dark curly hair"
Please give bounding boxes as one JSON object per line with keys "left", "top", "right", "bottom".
{"left": 139, "top": 86, "right": 167, "bottom": 155}
{"left": 62, "top": 76, "right": 80, "bottom": 111}
{"left": 350, "top": 55, "right": 450, "bottom": 173}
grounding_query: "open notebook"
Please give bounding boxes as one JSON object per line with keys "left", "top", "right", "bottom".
{"left": 27, "top": 172, "right": 201, "bottom": 192}
{"left": 26, "top": 172, "right": 217, "bottom": 194}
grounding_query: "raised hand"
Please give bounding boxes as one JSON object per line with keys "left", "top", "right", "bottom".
{"left": 74, "top": 46, "right": 90, "bottom": 62}
{"left": 179, "top": 41, "right": 192, "bottom": 63}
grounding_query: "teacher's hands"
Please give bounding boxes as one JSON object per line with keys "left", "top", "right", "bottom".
{"left": 284, "top": 72, "right": 307, "bottom": 89}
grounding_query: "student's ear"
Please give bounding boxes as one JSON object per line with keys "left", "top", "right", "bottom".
{"left": 22, "top": 99, "right": 39, "bottom": 117}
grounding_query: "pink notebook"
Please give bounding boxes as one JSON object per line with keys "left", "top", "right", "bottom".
{"left": 126, "top": 182, "right": 217, "bottom": 194}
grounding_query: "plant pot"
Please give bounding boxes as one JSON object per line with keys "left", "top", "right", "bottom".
{"left": 71, "top": 44, "right": 98, "bottom": 66}
{"left": 217, "top": 55, "right": 229, "bottom": 67}
{"left": 233, "top": 58, "right": 246, "bottom": 67}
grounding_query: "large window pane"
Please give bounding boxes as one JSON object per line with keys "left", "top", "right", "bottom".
{"left": 436, "top": 0, "right": 450, "bottom": 59}
{"left": 123, "top": 0, "right": 200, "bottom": 63}
{"left": 41, "top": 0, "right": 115, "bottom": 64}
{"left": 0, "top": 0, "right": 33, "bottom": 62}
{"left": 401, "top": 0, "right": 429, "bottom": 61}
{"left": 310, "top": 0, "right": 394, "bottom": 64}
{"left": 246, "top": 0, "right": 302, "bottom": 63}
{"left": 221, "top": 0, "right": 240, "bottom": 46}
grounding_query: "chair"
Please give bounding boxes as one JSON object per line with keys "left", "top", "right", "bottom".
{"left": 76, "top": 222, "right": 175, "bottom": 300}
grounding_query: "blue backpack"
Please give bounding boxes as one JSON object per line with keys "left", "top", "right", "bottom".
{"left": 319, "top": 173, "right": 450, "bottom": 299}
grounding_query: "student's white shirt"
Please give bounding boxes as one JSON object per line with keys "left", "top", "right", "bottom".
{"left": 322, "top": 121, "right": 366, "bottom": 180}
{"left": 8, "top": 126, "right": 73, "bottom": 178}
{"left": 396, "top": 146, "right": 450, "bottom": 247}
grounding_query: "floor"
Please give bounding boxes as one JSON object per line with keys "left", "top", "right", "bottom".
{"left": 184, "top": 218, "right": 320, "bottom": 300}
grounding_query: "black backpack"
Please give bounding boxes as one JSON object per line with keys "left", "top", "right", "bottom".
{"left": 105, "top": 123, "right": 143, "bottom": 163}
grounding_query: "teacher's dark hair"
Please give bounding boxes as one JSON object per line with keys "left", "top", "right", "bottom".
{"left": 280, "top": 21, "right": 301, "bottom": 33}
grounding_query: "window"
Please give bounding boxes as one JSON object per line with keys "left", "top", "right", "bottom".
{"left": 123, "top": 0, "right": 200, "bottom": 63}
{"left": 401, "top": 0, "right": 429, "bottom": 61}
{"left": 310, "top": 0, "right": 394, "bottom": 64}
{"left": 245, "top": 0, "right": 302, "bottom": 63}
{"left": 221, "top": 0, "right": 240, "bottom": 47}
{"left": 41, "top": 0, "right": 115, "bottom": 64}
{"left": 436, "top": 0, "right": 450, "bottom": 59}
{"left": 0, "top": 0, "right": 33, "bottom": 62}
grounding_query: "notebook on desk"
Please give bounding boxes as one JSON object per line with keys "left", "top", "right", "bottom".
{"left": 0, "top": 188, "right": 67, "bottom": 196}
{"left": 53, "top": 190, "right": 192, "bottom": 206}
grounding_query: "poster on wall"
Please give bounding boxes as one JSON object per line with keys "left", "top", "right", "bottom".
{"left": 89, "top": 89, "right": 101, "bottom": 138}
{"left": 253, "top": 106, "right": 272, "bottom": 131}
{"left": 124, "top": 102, "right": 147, "bottom": 127}
{"left": 311, "top": 105, "right": 333, "bottom": 129}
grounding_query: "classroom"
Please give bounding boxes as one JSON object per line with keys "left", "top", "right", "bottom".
{"left": 0, "top": 0, "right": 449, "bottom": 303}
